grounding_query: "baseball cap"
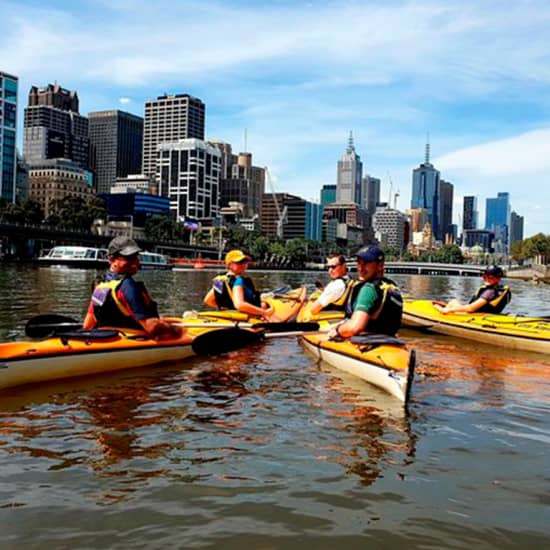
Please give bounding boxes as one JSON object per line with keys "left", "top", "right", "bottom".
{"left": 225, "top": 249, "right": 251, "bottom": 265}
{"left": 483, "top": 264, "right": 504, "bottom": 277}
{"left": 356, "top": 245, "right": 385, "bottom": 263}
{"left": 108, "top": 236, "right": 142, "bottom": 257}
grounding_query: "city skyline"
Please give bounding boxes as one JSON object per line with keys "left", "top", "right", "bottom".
{"left": 2, "top": 0, "right": 550, "bottom": 237}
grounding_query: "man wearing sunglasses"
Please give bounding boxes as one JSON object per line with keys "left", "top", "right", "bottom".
{"left": 329, "top": 245, "right": 403, "bottom": 339}
{"left": 83, "top": 236, "right": 181, "bottom": 339}
{"left": 307, "top": 254, "right": 352, "bottom": 317}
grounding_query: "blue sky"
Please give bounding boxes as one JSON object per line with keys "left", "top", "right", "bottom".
{"left": 2, "top": 0, "right": 550, "bottom": 236}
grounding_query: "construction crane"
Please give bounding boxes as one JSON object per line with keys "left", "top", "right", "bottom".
{"left": 265, "top": 167, "right": 287, "bottom": 239}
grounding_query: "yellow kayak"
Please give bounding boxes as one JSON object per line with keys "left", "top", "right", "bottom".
{"left": 0, "top": 317, "right": 265, "bottom": 392}
{"left": 300, "top": 327, "right": 415, "bottom": 404}
{"left": 198, "top": 286, "right": 307, "bottom": 323}
{"left": 402, "top": 299, "right": 550, "bottom": 354}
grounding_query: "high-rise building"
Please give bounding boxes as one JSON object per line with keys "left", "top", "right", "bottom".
{"left": 510, "top": 211, "right": 524, "bottom": 244}
{"left": 142, "top": 93, "right": 205, "bottom": 182}
{"left": 411, "top": 141, "right": 441, "bottom": 239}
{"left": 209, "top": 142, "right": 265, "bottom": 219}
{"left": 362, "top": 175, "right": 380, "bottom": 214}
{"left": 157, "top": 139, "right": 220, "bottom": 221}
{"left": 485, "top": 192, "right": 510, "bottom": 250}
{"left": 88, "top": 110, "right": 144, "bottom": 194}
{"left": 336, "top": 131, "right": 362, "bottom": 205}
{"left": 320, "top": 184, "right": 336, "bottom": 206}
{"left": 373, "top": 206, "right": 407, "bottom": 249}
{"left": 439, "top": 179, "right": 454, "bottom": 242}
{"left": 23, "top": 83, "right": 89, "bottom": 169}
{"left": 463, "top": 196, "right": 478, "bottom": 231}
{"left": 0, "top": 71, "right": 18, "bottom": 202}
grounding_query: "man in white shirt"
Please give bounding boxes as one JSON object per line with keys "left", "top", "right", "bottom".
{"left": 308, "top": 254, "right": 351, "bottom": 316}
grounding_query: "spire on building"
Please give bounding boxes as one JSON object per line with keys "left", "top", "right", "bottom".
{"left": 425, "top": 134, "right": 431, "bottom": 165}
{"left": 346, "top": 130, "right": 355, "bottom": 154}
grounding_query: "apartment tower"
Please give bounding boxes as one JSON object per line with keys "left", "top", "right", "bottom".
{"left": 142, "top": 93, "right": 205, "bottom": 182}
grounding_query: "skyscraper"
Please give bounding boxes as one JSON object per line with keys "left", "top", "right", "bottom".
{"left": 88, "top": 110, "right": 144, "bottom": 194}
{"left": 0, "top": 71, "right": 18, "bottom": 202}
{"left": 510, "top": 211, "right": 524, "bottom": 245}
{"left": 23, "top": 83, "right": 89, "bottom": 169}
{"left": 362, "top": 175, "right": 380, "bottom": 214}
{"left": 142, "top": 93, "right": 205, "bottom": 182}
{"left": 411, "top": 141, "right": 441, "bottom": 239}
{"left": 462, "top": 196, "right": 478, "bottom": 231}
{"left": 439, "top": 179, "right": 454, "bottom": 242}
{"left": 336, "top": 131, "right": 362, "bottom": 205}
{"left": 485, "top": 192, "right": 510, "bottom": 250}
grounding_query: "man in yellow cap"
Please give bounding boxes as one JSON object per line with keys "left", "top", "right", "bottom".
{"left": 203, "top": 249, "right": 275, "bottom": 320}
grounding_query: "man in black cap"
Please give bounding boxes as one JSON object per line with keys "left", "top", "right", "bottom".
{"left": 433, "top": 265, "right": 511, "bottom": 315}
{"left": 83, "top": 236, "right": 181, "bottom": 339}
{"left": 329, "top": 245, "right": 403, "bottom": 339}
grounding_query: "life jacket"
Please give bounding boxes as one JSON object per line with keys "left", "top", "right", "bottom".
{"left": 211, "top": 274, "right": 262, "bottom": 309}
{"left": 91, "top": 276, "right": 159, "bottom": 330}
{"left": 345, "top": 277, "right": 403, "bottom": 336}
{"left": 470, "top": 284, "right": 511, "bottom": 314}
{"left": 320, "top": 276, "right": 356, "bottom": 312}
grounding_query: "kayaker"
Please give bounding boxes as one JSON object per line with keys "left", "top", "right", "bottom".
{"left": 433, "top": 265, "right": 511, "bottom": 314}
{"left": 203, "top": 249, "right": 276, "bottom": 320}
{"left": 305, "top": 254, "right": 354, "bottom": 318}
{"left": 328, "top": 245, "right": 403, "bottom": 339}
{"left": 82, "top": 236, "right": 182, "bottom": 339}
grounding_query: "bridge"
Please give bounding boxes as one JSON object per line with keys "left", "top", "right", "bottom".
{"left": 383, "top": 261, "right": 485, "bottom": 276}
{"left": 345, "top": 261, "right": 485, "bottom": 277}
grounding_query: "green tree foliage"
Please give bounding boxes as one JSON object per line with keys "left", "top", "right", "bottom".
{"left": 511, "top": 233, "right": 550, "bottom": 263}
{"left": 44, "top": 196, "right": 106, "bottom": 230}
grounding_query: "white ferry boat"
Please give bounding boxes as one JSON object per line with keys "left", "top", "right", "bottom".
{"left": 38, "top": 246, "right": 173, "bottom": 270}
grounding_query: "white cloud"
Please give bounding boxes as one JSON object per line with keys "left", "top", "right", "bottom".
{"left": 118, "top": 97, "right": 131, "bottom": 104}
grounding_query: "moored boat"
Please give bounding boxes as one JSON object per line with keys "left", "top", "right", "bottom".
{"left": 300, "top": 329, "right": 415, "bottom": 404}
{"left": 38, "top": 246, "right": 109, "bottom": 268}
{"left": 37, "top": 246, "right": 173, "bottom": 270}
{"left": 402, "top": 299, "right": 550, "bottom": 354}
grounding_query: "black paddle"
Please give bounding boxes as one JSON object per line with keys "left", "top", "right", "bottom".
{"left": 191, "top": 327, "right": 264, "bottom": 355}
{"left": 25, "top": 314, "right": 83, "bottom": 338}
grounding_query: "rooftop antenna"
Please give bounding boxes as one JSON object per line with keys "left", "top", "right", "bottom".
{"left": 347, "top": 130, "right": 355, "bottom": 153}
{"left": 387, "top": 172, "right": 393, "bottom": 206}
{"left": 244, "top": 128, "right": 248, "bottom": 153}
{"left": 425, "top": 132, "right": 431, "bottom": 164}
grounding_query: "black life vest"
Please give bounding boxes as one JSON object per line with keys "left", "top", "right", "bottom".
{"left": 469, "top": 284, "right": 511, "bottom": 314}
{"left": 91, "top": 276, "right": 159, "bottom": 330}
{"left": 211, "top": 274, "right": 262, "bottom": 309}
{"left": 319, "top": 276, "right": 356, "bottom": 312}
{"left": 345, "top": 276, "right": 403, "bottom": 336}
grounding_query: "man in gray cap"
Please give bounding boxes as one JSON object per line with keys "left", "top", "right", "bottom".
{"left": 329, "top": 245, "right": 403, "bottom": 339}
{"left": 83, "top": 236, "right": 181, "bottom": 339}
{"left": 433, "top": 264, "right": 510, "bottom": 314}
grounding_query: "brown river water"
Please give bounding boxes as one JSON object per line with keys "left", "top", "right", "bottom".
{"left": 0, "top": 264, "right": 549, "bottom": 549}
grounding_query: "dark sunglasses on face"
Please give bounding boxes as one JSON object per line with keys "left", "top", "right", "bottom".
{"left": 326, "top": 263, "right": 342, "bottom": 270}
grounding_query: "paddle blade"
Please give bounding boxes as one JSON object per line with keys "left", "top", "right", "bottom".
{"left": 25, "top": 314, "right": 82, "bottom": 339}
{"left": 255, "top": 321, "right": 320, "bottom": 333}
{"left": 191, "top": 327, "right": 264, "bottom": 355}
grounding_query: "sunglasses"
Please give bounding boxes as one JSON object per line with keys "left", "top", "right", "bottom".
{"left": 326, "top": 263, "right": 342, "bottom": 270}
